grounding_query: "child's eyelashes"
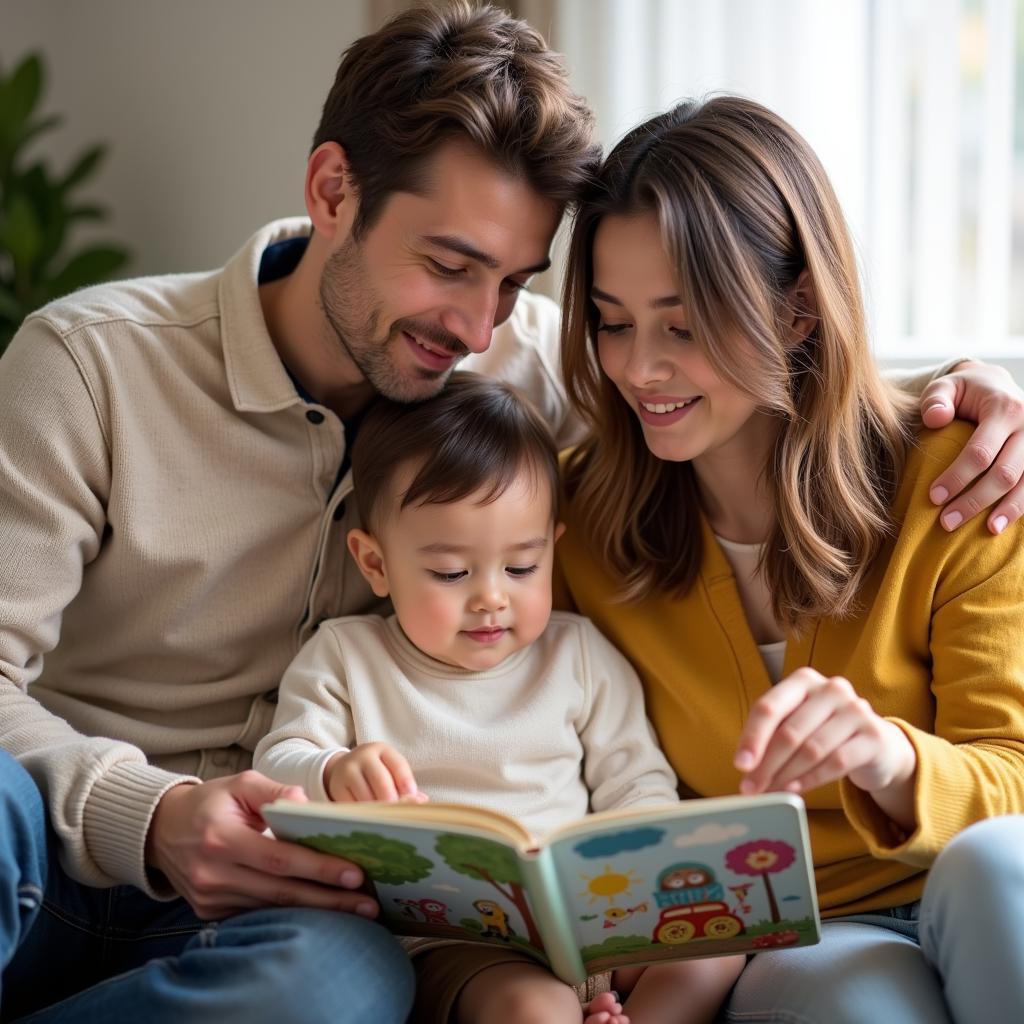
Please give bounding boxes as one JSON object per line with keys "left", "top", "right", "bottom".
{"left": 506, "top": 565, "right": 539, "bottom": 577}
{"left": 428, "top": 570, "right": 468, "bottom": 583}
{"left": 427, "top": 566, "right": 539, "bottom": 582}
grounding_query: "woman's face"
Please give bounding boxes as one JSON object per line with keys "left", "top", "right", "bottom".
{"left": 591, "top": 212, "right": 764, "bottom": 467}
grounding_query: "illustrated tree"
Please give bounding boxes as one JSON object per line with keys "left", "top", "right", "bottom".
{"left": 724, "top": 839, "right": 796, "bottom": 924}
{"left": 301, "top": 831, "right": 433, "bottom": 902}
{"left": 434, "top": 834, "right": 542, "bottom": 948}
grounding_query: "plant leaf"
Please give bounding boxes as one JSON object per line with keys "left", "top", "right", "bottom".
{"left": 4, "top": 191, "right": 43, "bottom": 285}
{"left": 61, "top": 144, "right": 106, "bottom": 192}
{"left": 0, "top": 54, "right": 43, "bottom": 144}
{"left": 48, "top": 245, "right": 130, "bottom": 298}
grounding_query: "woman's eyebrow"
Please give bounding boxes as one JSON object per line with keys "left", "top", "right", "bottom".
{"left": 591, "top": 285, "right": 681, "bottom": 309}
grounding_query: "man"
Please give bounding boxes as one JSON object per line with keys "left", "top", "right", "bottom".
{"left": 0, "top": 5, "right": 596, "bottom": 1020}
{"left": 1, "top": 2, "right": 1022, "bottom": 1020}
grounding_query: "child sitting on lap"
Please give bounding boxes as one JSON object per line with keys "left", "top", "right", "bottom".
{"left": 255, "top": 372, "right": 743, "bottom": 1024}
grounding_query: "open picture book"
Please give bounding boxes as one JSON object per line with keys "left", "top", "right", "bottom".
{"left": 262, "top": 792, "right": 821, "bottom": 985}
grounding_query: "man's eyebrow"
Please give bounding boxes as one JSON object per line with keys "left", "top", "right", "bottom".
{"left": 422, "top": 235, "right": 551, "bottom": 276}
{"left": 591, "top": 285, "right": 682, "bottom": 309}
{"left": 417, "top": 537, "right": 548, "bottom": 555}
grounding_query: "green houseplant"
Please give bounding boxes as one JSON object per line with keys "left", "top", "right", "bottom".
{"left": 0, "top": 53, "right": 130, "bottom": 355}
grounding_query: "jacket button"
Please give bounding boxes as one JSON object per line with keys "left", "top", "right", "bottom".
{"left": 306, "top": 409, "right": 325, "bottom": 424}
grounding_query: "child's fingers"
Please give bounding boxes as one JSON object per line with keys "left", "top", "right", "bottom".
{"left": 378, "top": 745, "right": 421, "bottom": 798}
{"left": 360, "top": 756, "right": 401, "bottom": 802}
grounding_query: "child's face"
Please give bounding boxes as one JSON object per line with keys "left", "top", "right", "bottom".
{"left": 349, "top": 467, "right": 561, "bottom": 671}
{"left": 591, "top": 212, "right": 766, "bottom": 469}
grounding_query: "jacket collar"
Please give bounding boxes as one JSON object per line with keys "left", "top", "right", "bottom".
{"left": 219, "top": 217, "right": 313, "bottom": 414}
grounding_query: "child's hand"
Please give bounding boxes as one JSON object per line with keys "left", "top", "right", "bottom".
{"left": 325, "top": 742, "right": 427, "bottom": 803}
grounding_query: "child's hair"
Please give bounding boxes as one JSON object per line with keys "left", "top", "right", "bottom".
{"left": 350, "top": 371, "right": 560, "bottom": 532}
{"left": 561, "top": 96, "right": 916, "bottom": 629}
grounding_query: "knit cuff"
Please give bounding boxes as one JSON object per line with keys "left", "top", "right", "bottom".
{"left": 840, "top": 717, "right": 956, "bottom": 868}
{"left": 83, "top": 761, "right": 200, "bottom": 898}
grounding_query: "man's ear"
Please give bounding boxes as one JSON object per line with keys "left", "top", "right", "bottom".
{"left": 786, "top": 268, "right": 820, "bottom": 346}
{"left": 347, "top": 528, "right": 390, "bottom": 598}
{"left": 305, "top": 142, "right": 358, "bottom": 241}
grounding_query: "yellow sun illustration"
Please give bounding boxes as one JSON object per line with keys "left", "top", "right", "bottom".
{"left": 578, "top": 865, "right": 642, "bottom": 905}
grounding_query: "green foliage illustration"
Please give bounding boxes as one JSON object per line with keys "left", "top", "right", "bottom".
{"left": 434, "top": 833, "right": 543, "bottom": 948}
{"left": 0, "top": 53, "right": 130, "bottom": 354}
{"left": 300, "top": 831, "right": 434, "bottom": 885}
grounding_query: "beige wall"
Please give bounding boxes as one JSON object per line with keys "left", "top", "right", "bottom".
{"left": 3, "top": 0, "right": 371, "bottom": 275}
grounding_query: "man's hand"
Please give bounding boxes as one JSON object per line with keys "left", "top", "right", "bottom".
{"left": 920, "top": 360, "right": 1024, "bottom": 533}
{"left": 146, "top": 771, "right": 378, "bottom": 920}
{"left": 325, "top": 742, "right": 427, "bottom": 803}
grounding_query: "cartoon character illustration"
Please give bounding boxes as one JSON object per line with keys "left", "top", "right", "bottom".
{"left": 728, "top": 883, "right": 754, "bottom": 915}
{"left": 394, "top": 897, "right": 452, "bottom": 925}
{"left": 473, "top": 899, "right": 516, "bottom": 940}
{"left": 653, "top": 862, "right": 725, "bottom": 907}
{"left": 652, "top": 901, "right": 745, "bottom": 944}
{"left": 602, "top": 902, "right": 649, "bottom": 929}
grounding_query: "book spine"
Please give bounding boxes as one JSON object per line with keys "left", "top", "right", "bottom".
{"left": 520, "top": 848, "right": 588, "bottom": 986}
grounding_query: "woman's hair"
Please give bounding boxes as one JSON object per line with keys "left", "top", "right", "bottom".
{"left": 561, "top": 96, "right": 916, "bottom": 629}
{"left": 312, "top": 1, "right": 600, "bottom": 238}
{"left": 350, "top": 372, "right": 559, "bottom": 533}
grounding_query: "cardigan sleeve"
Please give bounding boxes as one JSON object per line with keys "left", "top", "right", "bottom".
{"left": 574, "top": 619, "right": 680, "bottom": 812}
{"left": 841, "top": 487, "right": 1024, "bottom": 866}
{"left": 253, "top": 623, "right": 357, "bottom": 802}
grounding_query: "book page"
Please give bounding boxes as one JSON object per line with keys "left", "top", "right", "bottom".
{"left": 545, "top": 794, "right": 820, "bottom": 975}
{"left": 263, "top": 803, "right": 551, "bottom": 963}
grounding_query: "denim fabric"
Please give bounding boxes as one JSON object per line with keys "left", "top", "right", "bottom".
{"left": 0, "top": 751, "right": 414, "bottom": 1023}
{"left": 721, "top": 815, "right": 1024, "bottom": 1023}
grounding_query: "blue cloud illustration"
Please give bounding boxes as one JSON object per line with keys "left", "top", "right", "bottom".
{"left": 573, "top": 828, "right": 666, "bottom": 858}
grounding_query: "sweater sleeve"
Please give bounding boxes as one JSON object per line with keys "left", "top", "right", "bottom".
{"left": 253, "top": 624, "right": 357, "bottom": 802}
{"left": 0, "top": 320, "right": 194, "bottom": 895}
{"left": 841, "top": 511, "right": 1024, "bottom": 866}
{"left": 574, "top": 620, "right": 680, "bottom": 811}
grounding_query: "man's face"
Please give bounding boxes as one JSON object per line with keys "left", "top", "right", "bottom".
{"left": 320, "top": 141, "right": 560, "bottom": 402}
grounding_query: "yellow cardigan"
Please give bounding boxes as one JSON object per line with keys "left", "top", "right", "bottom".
{"left": 556, "top": 421, "right": 1024, "bottom": 917}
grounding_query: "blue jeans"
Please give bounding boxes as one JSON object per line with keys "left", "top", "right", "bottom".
{"left": 0, "top": 749, "right": 414, "bottom": 1022}
{"left": 721, "top": 814, "right": 1024, "bottom": 1023}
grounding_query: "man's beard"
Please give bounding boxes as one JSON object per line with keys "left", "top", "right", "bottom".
{"left": 319, "top": 237, "right": 469, "bottom": 403}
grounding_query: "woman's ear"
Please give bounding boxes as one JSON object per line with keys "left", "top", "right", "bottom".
{"left": 786, "top": 268, "right": 820, "bottom": 346}
{"left": 305, "top": 141, "right": 358, "bottom": 241}
{"left": 347, "top": 528, "right": 390, "bottom": 598}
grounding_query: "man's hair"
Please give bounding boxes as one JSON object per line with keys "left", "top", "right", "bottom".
{"left": 351, "top": 372, "right": 559, "bottom": 533}
{"left": 312, "top": 1, "right": 600, "bottom": 236}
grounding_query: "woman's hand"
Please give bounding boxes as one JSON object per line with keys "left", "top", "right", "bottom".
{"left": 920, "top": 360, "right": 1024, "bottom": 533}
{"left": 734, "top": 668, "right": 917, "bottom": 831}
{"left": 325, "top": 741, "right": 428, "bottom": 803}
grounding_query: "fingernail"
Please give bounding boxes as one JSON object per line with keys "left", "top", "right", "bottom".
{"left": 355, "top": 901, "right": 377, "bottom": 918}
{"left": 930, "top": 486, "right": 949, "bottom": 504}
{"left": 739, "top": 778, "right": 756, "bottom": 795}
{"left": 993, "top": 515, "right": 1008, "bottom": 534}
{"left": 941, "top": 510, "right": 963, "bottom": 531}
{"left": 341, "top": 870, "right": 362, "bottom": 888}
{"left": 925, "top": 401, "right": 947, "bottom": 414}
{"left": 735, "top": 750, "right": 754, "bottom": 770}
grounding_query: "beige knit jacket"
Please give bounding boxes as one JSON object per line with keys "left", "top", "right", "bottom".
{"left": 0, "top": 218, "right": 575, "bottom": 895}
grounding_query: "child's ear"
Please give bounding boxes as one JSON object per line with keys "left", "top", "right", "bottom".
{"left": 554, "top": 521, "right": 566, "bottom": 543}
{"left": 347, "top": 528, "right": 390, "bottom": 598}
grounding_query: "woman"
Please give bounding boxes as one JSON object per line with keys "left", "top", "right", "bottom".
{"left": 556, "top": 96, "right": 1024, "bottom": 1023}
